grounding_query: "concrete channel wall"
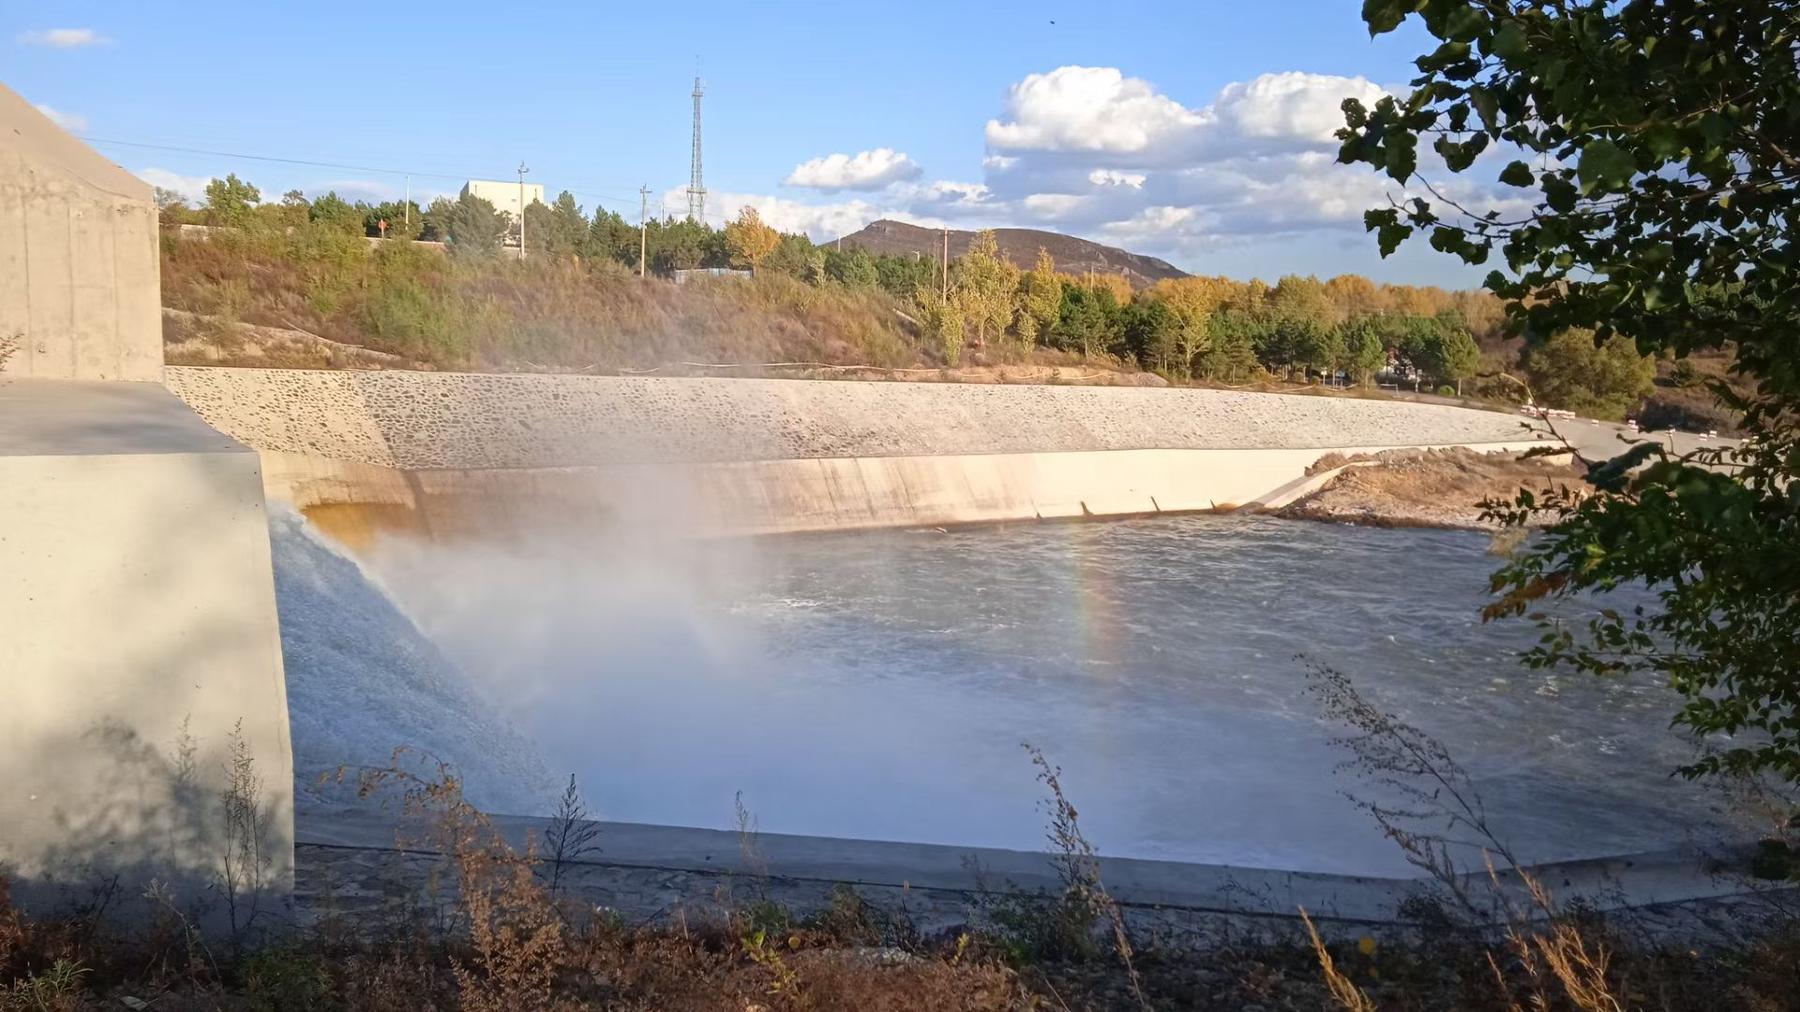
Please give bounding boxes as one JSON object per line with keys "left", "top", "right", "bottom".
{"left": 297, "top": 810, "right": 1792, "bottom": 947}
{"left": 163, "top": 367, "right": 1544, "bottom": 542}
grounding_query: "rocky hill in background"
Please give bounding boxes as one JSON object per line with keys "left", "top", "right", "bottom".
{"left": 824, "top": 219, "right": 1189, "bottom": 288}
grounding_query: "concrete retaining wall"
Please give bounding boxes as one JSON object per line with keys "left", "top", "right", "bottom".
{"left": 163, "top": 368, "right": 1544, "bottom": 541}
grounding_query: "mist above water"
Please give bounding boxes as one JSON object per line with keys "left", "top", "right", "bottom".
{"left": 292, "top": 510, "right": 1734, "bottom": 877}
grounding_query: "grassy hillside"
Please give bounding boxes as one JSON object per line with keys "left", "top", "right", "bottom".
{"left": 160, "top": 227, "right": 932, "bottom": 373}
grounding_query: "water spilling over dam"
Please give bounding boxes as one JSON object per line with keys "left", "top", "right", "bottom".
{"left": 274, "top": 507, "right": 1726, "bottom": 878}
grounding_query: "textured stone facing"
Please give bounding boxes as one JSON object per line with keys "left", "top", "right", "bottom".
{"left": 164, "top": 368, "right": 1528, "bottom": 470}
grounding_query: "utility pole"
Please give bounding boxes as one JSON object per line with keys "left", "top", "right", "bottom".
{"left": 940, "top": 229, "right": 948, "bottom": 300}
{"left": 517, "top": 162, "right": 530, "bottom": 257}
{"left": 403, "top": 175, "right": 411, "bottom": 233}
{"left": 638, "top": 184, "right": 650, "bottom": 279}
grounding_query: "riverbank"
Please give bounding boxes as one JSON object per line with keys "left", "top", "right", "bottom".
{"left": 1278, "top": 446, "right": 1585, "bottom": 530}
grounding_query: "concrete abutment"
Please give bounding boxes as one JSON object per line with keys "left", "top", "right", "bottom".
{"left": 0, "top": 83, "right": 294, "bottom": 922}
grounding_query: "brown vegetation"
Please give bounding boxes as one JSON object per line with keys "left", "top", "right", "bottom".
{"left": 159, "top": 229, "right": 929, "bottom": 374}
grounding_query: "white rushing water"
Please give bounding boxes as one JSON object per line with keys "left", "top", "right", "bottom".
{"left": 274, "top": 510, "right": 1738, "bottom": 876}
{"left": 270, "top": 509, "right": 560, "bottom": 814}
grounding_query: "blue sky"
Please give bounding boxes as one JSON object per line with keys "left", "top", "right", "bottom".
{"left": 6, "top": 1, "right": 1490, "bottom": 287}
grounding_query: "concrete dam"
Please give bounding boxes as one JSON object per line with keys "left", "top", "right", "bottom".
{"left": 162, "top": 367, "right": 1541, "bottom": 545}
{"left": 7, "top": 84, "right": 1770, "bottom": 944}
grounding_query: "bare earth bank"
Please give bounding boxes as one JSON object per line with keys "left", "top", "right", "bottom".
{"left": 1279, "top": 446, "right": 1586, "bottom": 531}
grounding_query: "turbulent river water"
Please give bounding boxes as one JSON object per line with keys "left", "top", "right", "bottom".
{"left": 275, "top": 510, "right": 1732, "bottom": 877}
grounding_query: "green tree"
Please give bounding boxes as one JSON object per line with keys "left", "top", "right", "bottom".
{"left": 1424, "top": 321, "right": 1481, "bottom": 396}
{"left": 523, "top": 191, "right": 587, "bottom": 258}
{"left": 1199, "top": 309, "right": 1266, "bottom": 382}
{"left": 825, "top": 247, "right": 879, "bottom": 287}
{"left": 202, "top": 173, "right": 261, "bottom": 228}
{"left": 271, "top": 189, "right": 311, "bottom": 229}
{"left": 1265, "top": 275, "right": 1332, "bottom": 378}
{"left": 764, "top": 233, "right": 822, "bottom": 281}
{"left": 307, "top": 191, "right": 364, "bottom": 235}
{"left": 1053, "top": 283, "right": 1123, "bottom": 360}
{"left": 1524, "top": 329, "right": 1655, "bottom": 421}
{"left": 1343, "top": 318, "right": 1388, "bottom": 387}
{"left": 364, "top": 200, "right": 421, "bottom": 240}
{"left": 1122, "top": 298, "right": 1181, "bottom": 373}
{"left": 873, "top": 253, "right": 937, "bottom": 298}
{"left": 588, "top": 207, "right": 638, "bottom": 265}
{"left": 1343, "top": 1, "right": 1800, "bottom": 781}
{"left": 438, "top": 193, "right": 507, "bottom": 260}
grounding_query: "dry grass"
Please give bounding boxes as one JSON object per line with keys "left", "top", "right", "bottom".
{"left": 1300, "top": 659, "right": 1800, "bottom": 1012}
{"left": 160, "top": 229, "right": 929, "bottom": 374}
{"left": 5, "top": 738, "right": 1796, "bottom": 1010}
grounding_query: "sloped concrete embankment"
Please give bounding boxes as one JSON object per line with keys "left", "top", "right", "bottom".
{"left": 163, "top": 367, "right": 1545, "bottom": 545}
{"left": 297, "top": 810, "right": 1790, "bottom": 947}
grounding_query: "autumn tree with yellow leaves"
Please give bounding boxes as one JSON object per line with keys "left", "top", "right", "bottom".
{"left": 723, "top": 206, "right": 781, "bottom": 276}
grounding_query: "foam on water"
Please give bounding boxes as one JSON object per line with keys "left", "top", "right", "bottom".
{"left": 269, "top": 508, "right": 560, "bottom": 814}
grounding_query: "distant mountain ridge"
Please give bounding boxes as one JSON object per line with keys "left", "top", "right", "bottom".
{"left": 823, "top": 219, "right": 1189, "bottom": 288}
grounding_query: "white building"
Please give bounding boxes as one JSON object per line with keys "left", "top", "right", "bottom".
{"left": 461, "top": 179, "right": 544, "bottom": 225}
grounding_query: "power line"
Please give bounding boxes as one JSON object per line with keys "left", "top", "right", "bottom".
{"left": 78, "top": 136, "right": 472, "bottom": 181}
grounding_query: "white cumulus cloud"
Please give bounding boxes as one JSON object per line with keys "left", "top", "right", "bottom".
{"left": 1088, "top": 169, "right": 1146, "bottom": 188}
{"left": 985, "top": 66, "right": 1206, "bottom": 158}
{"left": 704, "top": 190, "right": 944, "bottom": 240}
{"left": 784, "top": 148, "right": 922, "bottom": 192}
{"left": 17, "top": 28, "right": 108, "bottom": 48}
{"left": 33, "top": 104, "right": 86, "bottom": 132}
{"left": 1212, "top": 71, "right": 1386, "bottom": 144}
{"left": 135, "top": 168, "right": 213, "bottom": 204}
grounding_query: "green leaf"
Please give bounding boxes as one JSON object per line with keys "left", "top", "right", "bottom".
{"left": 1384, "top": 132, "right": 1419, "bottom": 181}
{"left": 1577, "top": 139, "right": 1635, "bottom": 192}
{"left": 1469, "top": 86, "right": 1500, "bottom": 132}
{"left": 1363, "top": 0, "right": 1409, "bottom": 35}
{"left": 1499, "top": 160, "right": 1535, "bottom": 187}
{"left": 1543, "top": 174, "right": 1578, "bottom": 212}
{"left": 1642, "top": 123, "right": 1683, "bottom": 159}
{"left": 1445, "top": 6, "right": 1488, "bottom": 42}
{"left": 1491, "top": 20, "right": 1527, "bottom": 60}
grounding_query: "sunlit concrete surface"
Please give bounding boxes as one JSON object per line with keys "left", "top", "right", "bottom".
{"left": 0, "top": 380, "right": 295, "bottom": 917}
{"left": 163, "top": 367, "right": 1550, "bottom": 542}
{"left": 0, "top": 84, "right": 292, "bottom": 922}
{"left": 0, "top": 84, "right": 161, "bottom": 382}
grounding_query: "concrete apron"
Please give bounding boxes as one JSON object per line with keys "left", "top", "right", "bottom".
{"left": 294, "top": 810, "right": 1790, "bottom": 947}
{"left": 252, "top": 440, "right": 1552, "bottom": 550}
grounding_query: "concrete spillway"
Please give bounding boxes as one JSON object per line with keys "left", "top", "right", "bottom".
{"left": 163, "top": 367, "right": 1543, "bottom": 545}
